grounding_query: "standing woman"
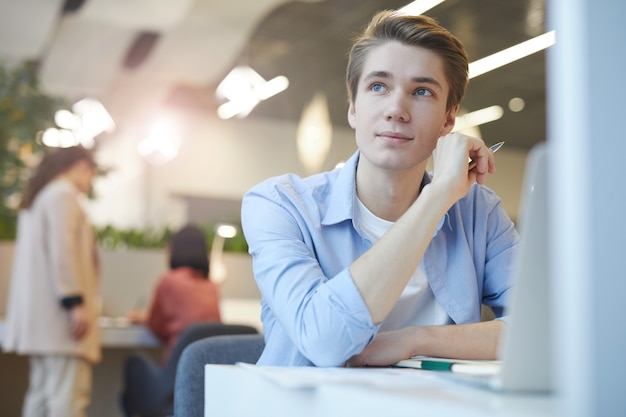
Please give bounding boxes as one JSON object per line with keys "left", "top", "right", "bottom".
{"left": 3, "top": 146, "right": 101, "bottom": 417}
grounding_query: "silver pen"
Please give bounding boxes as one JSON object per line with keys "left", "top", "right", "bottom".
{"left": 468, "top": 141, "right": 505, "bottom": 170}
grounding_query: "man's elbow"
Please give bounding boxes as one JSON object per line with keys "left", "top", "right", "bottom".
{"left": 297, "top": 331, "right": 368, "bottom": 367}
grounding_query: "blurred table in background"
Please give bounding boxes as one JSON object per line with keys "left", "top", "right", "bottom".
{"left": 0, "top": 298, "right": 262, "bottom": 417}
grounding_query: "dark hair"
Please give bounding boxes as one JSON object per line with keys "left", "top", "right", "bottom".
{"left": 168, "top": 224, "right": 210, "bottom": 278}
{"left": 20, "top": 146, "right": 96, "bottom": 209}
{"left": 346, "top": 10, "right": 469, "bottom": 111}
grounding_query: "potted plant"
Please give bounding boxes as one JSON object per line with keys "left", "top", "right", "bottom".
{"left": 0, "top": 61, "right": 64, "bottom": 239}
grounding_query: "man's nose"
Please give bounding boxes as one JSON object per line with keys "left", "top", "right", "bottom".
{"left": 384, "top": 93, "right": 410, "bottom": 122}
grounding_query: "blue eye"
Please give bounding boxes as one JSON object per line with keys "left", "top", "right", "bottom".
{"left": 371, "top": 83, "right": 385, "bottom": 93}
{"left": 416, "top": 88, "right": 433, "bottom": 96}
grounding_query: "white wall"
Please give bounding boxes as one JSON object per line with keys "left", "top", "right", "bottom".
{"left": 0, "top": 242, "right": 258, "bottom": 318}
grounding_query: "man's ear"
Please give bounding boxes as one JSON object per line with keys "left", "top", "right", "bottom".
{"left": 347, "top": 101, "right": 357, "bottom": 129}
{"left": 440, "top": 104, "right": 459, "bottom": 136}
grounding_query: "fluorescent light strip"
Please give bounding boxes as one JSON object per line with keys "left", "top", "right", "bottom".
{"left": 217, "top": 98, "right": 260, "bottom": 120}
{"left": 398, "top": 0, "right": 446, "bottom": 15}
{"left": 216, "top": 66, "right": 290, "bottom": 119}
{"left": 469, "top": 31, "right": 556, "bottom": 79}
{"left": 452, "top": 105, "right": 504, "bottom": 132}
{"left": 397, "top": 2, "right": 554, "bottom": 80}
{"left": 255, "top": 76, "right": 289, "bottom": 101}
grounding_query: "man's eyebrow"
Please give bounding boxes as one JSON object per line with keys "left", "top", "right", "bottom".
{"left": 362, "top": 71, "right": 443, "bottom": 91}
{"left": 412, "top": 76, "right": 443, "bottom": 90}
{"left": 362, "top": 70, "right": 391, "bottom": 81}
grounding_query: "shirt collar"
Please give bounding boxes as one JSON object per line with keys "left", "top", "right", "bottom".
{"left": 321, "top": 150, "right": 435, "bottom": 227}
{"left": 322, "top": 150, "right": 360, "bottom": 226}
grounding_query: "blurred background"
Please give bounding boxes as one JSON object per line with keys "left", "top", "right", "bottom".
{"left": 0, "top": 2, "right": 552, "bottom": 416}
{"left": 0, "top": 0, "right": 549, "bottom": 238}
{"left": 4, "top": 3, "right": 626, "bottom": 416}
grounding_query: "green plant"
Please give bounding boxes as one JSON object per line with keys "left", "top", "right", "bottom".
{"left": 95, "top": 225, "right": 173, "bottom": 250}
{"left": 95, "top": 223, "right": 249, "bottom": 253}
{"left": 0, "top": 61, "right": 66, "bottom": 239}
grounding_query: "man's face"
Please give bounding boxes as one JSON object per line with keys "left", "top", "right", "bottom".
{"left": 348, "top": 41, "right": 458, "bottom": 172}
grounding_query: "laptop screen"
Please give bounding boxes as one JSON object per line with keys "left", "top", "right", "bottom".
{"left": 497, "top": 141, "right": 553, "bottom": 392}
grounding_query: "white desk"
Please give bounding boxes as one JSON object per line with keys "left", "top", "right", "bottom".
{"left": 0, "top": 318, "right": 162, "bottom": 348}
{"left": 205, "top": 365, "right": 558, "bottom": 417}
{"left": 97, "top": 317, "right": 162, "bottom": 347}
{"left": 0, "top": 296, "right": 264, "bottom": 347}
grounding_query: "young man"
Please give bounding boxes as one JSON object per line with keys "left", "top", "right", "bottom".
{"left": 241, "top": 10, "right": 518, "bottom": 367}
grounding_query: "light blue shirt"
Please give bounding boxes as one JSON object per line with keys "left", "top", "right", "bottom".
{"left": 241, "top": 150, "right": 519, "bottom": 367}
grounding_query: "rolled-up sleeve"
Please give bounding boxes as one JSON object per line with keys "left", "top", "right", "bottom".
{"left": 481, "top": 188, "right": 519, "bottom": 318}
{"left": 242, "top": 181, "right": 377, "bottom": 366}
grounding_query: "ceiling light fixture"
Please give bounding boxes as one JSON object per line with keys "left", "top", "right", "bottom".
{"left": 71, "top": 98, "right": 115, "bottom": 143}
{"left": 398, "top": 0, "right": 446, "bottom": 15}
{"left": 137, "top": 118, "right": 182, "bottom": 165}
{"left": 216, "top": 66, "right": 289, "bottom": 119}
{"left": 508, "top": 97, "right": 526, "bottom": 112}
{"left": 296, "top": 93, "right": 333, "bottom": 174}
{"left": 210, "top": 222, "right": 239, "bottom": 284}
{"left": 44, "top": 98, "right": 115, "bottom": 149}
{"left": 469, "top": 31, "right": 556, "bottom": 79}
{"left": 42, "top": 127, "right": 79, "bottom": 148}
{"left": 452, "top": 105, "right": 504, "bottom": 132}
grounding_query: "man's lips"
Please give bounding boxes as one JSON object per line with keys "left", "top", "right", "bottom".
{"left": 377, "top": 131, "right": 412, "bottom": 141}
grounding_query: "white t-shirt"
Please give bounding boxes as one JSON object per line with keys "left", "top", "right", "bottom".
{"left": 353, "top": 197, "right": 451, "bottom": 331}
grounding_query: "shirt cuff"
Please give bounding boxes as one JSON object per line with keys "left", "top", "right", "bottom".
{"left": 322, "top": 268, "right": 376, "bottom": 329}
{"left": 60, "top": 294, "right": 84, "bottom": 310}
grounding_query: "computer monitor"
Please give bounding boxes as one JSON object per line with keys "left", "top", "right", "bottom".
{"left": 497, "top": 141, "right": 553, "bottom": 392}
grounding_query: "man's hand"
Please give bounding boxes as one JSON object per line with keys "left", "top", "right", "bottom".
{"left": 346, "top": 328, "right": 417, "bottom": 367}
{"left": 69, "top": 305, "right": 90, "bottom": 340}
{"left": 431, "top": 133, "right": 496, "bottom": 206}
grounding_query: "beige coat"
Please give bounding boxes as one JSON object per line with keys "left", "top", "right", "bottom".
{"left": 2, "top": 179, "right": 101, "bottom": 363}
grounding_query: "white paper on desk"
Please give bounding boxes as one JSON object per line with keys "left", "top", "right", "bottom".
{"left": 97, "top": 316, "right": 130, "bottom": 327}
{"left": 235, "top": 363, "right": 452, "bottom": 390}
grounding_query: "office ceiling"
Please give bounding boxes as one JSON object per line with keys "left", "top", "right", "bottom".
{"left": 0, "top": 0, "right": 547, "bottom": 153}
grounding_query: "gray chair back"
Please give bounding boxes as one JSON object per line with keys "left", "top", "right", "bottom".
{"left": 173, "top": 334, "right": 265, "bottom": 417}
{"left": 121, "top": 322, "right": 258, "bottom": 417}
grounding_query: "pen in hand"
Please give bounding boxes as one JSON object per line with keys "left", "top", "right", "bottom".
{"left": 468, "top": 141, "right": 505, "bottom": 171}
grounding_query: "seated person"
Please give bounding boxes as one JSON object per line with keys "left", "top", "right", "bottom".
{"left": 130, "top": 224, "right": 221, "bottom": 364}
{"left": 240, "top": 11, "right": 518, "bottom": 367}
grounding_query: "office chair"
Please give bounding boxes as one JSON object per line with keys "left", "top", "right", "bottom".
{"left": 120, "top": 322, "right": 258, "bottom": 417}
{"left": 173, "top": 333, "right": 265, "bottom": 417}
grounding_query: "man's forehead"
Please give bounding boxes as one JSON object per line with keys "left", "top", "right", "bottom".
{"left": 360, "top": 43, "right": 448, "bottom": 89}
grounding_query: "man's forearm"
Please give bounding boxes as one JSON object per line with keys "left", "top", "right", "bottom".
{"left": 409, "top": 320, "right": 505, "bottom": 360}
{"left": 350, "top": 183, "right": 453, "bottom": 323}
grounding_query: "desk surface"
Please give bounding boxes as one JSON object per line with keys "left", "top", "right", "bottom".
{"left": 0, "top": 297, "right": 262, "bottom": 350}
{"left": 98, "top": 319, "right": 162, "bottom": 347}
{"left": 205, "top": 364, "right": 558, "bottom": 417}
{"left": 0, "top": 319, "right": 162, "bottom": 349}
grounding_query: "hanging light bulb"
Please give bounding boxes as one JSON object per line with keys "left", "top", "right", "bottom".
{"left": 296, "top": 92, "right": 333, "bottom": 174}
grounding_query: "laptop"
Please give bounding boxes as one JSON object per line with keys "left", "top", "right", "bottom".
{"left": 395, "top": 142, "right": 553, "bottom": 393}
